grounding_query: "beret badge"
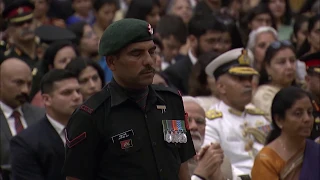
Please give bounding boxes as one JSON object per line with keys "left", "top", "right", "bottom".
{"left": 148, "top": 24, "right": 153, "bottom": 35}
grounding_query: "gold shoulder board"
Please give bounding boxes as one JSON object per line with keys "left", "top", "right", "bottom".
{"left": 206, "top": 110, "right": 222, "bottom": 120}
{"left": 246, "top": 108, "right": 265, "bottom": 115}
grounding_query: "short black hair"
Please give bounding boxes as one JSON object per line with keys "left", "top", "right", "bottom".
{"left": 157, "top": 14, "right": 187, "bottom": 44}
{"left": 188, "top": 14, "right": 228, "bottom": 38}
{"left": 40, "top": 69, "right": 77, "bottom": 94}
{"left": 93, "top": 0, "right": 118, "bottom": 11}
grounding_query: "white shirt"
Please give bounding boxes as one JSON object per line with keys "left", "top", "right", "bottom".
{"left": 188, "top": 49, "right": 198, "bottom": 65}
{"left": 46, "top": 114, "right": 66, "bottom": 145}
{"left": 203, "top": 101, "right": 270, "bottom": 176}
{"left": 0, "top": 101, "right": 27, "bottom": 136}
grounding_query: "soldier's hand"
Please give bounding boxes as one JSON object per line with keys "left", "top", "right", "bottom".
{"left": 193, "top": 143, "right": 224, "bottom": 179}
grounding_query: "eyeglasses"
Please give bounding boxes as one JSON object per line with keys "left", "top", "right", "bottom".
{"left": 269, "top": 40, "right": 292, "bottom": 49}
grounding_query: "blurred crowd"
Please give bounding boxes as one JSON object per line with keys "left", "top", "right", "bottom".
{"left": 0, "top": 0, "right": 319, "bottom": 179}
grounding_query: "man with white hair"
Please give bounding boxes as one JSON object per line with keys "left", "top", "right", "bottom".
{"left": 182, "top": 96, "right": 234, "bottom": 180}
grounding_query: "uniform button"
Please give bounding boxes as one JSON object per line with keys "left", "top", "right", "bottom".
{"left": 152, "top": 142, "right": 157, "bottom": 146}
{"left": 145, "top": 114, "right": 147, "bottom": 119}
{"left": 159, "top": 168, "right": 163, "bottom": 173}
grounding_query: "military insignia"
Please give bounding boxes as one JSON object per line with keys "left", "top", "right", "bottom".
{"left": 120, "top": 139, "right": 133, "bottom": 149}
{"left": 79, "top": 105, "right": 93, "bottom": 114}
{"left": 315, "top": 117, "right": 320, "bottom": 123}
{"left": 255, "top": 120, "right": 264, "bottom": 127}
{"left": 206, "top": 110, "right": 222, "bottom": 120}
{"left": 32, "top": 68, "right": 38, "bottom": 76}
{"left": 0, "top": 40, "right": 5, "bottom": 46}
{"left": 246, "top": 108, "right": 265, "bottom": 115}
{"left": 162, "top": 120, "right": 187, "bottom": 143}
{"left": 156, "top": 105, "right": 166, "bottom": 113}
{"left": 237, "top": 49, "right": 250, "bottom": 65}
{"left": 111, "top": 129, "right": 134, "bottom": 143}
{"left": 14, "top": 48, "right": 22, "bottom": 56}
{"left": 148, "top": 24, "right": 153, "bottom": 35}
{"left": 17, "top": 7, "right": 24, "bottom": 15}
{"left": 65, "top": 130, "right": 87, "bottom": 148}
{"left": 245, "top": 127, "right": 267, "bottom": 145}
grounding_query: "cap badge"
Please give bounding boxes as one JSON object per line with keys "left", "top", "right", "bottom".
{"left": 238, "top": 49, "right": 250, "bottom": 65}
{"left": 17, "top": 7, "right": 24, "bottom": 15}
{"left": 148, "top": 24, "right": 153, "bottom": 35}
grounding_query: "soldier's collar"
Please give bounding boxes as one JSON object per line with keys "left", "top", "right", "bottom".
{"left": 108, "top": 79, "right": 165, "bottom": 107}
{"left": 109, "top": 79, "right": 130, "bottom": 107}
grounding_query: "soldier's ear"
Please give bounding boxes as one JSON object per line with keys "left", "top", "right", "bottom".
{"left": 106, "top": 55, "right": 116, "bottom": 71}
{"left": 215, "top": 78, "right": 226, "bottom": 95}
{"left": 41, "top": 94, "right": 52, "bottom": 107}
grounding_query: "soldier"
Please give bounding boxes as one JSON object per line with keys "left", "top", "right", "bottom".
{"left": 300, "top": 52, "right": 320, "bottom": 142}
{"left": 63, "top": 19, "right": 195, "bottom": 180}
{"left": 203, "top": 48, "right": 271, "bottom": 178}
{"left": 2, "top": 0, "right": 39, "bottom": 68}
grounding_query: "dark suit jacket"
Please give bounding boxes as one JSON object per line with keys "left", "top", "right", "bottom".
{"left": 0, "top": 103, "right": 44, "bottom": 167}
{"left": 10, "top": 116, "right": 65, "bottom": 180}
{"left": 162, "top": 55, "right": 193, "bottom": 95}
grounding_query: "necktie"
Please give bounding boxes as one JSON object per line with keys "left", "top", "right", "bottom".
{"left": 12, "top": 111, "right": 24, "bottom": 134}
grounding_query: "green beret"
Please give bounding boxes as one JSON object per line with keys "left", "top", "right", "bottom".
{"left": 98, "top": 18, "right": 154, "bottom": 56}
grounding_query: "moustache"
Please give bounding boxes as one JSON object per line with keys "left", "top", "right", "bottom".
{"left": 139, "top": 66, "right": 155, "bottom": 74}
{"left": 20, "top": 29, "right": 34, "bottom": 36}
{"left": 242, "top": 88, "right": 252, "bottom": 94}
{"left": 190, "top": 131, "right": 202, "bottom": 141}
{"left": 16, "top": 93, "right": 30, "bottom": 103}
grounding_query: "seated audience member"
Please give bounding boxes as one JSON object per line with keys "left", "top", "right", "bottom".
{"left": 65, "top": 57, "right": 105, "bottom": 101}
{"left": 188, "top": 52, "right": 220, "bottom": 111}
{"left": 182, "top": 96, "right": 234, "bottom": 180}
{"left": 0, "top": 58, "right": 45, "bottom": 178}
{"left": 203, "top": 48, "right": 270, "bottom": 178}
{"left": 157, "top": 14, "right": 188, "bottom": 70}
{"left": 10, "top": 69, "right": 83, "bottom": 180}
{"left": 252, "top": 40, "right": 297, "bottom": 121}
{"left": 66, "top": 0, "right": 95, "bottom": 25}
{"left": 252, "top": 87, "right": 320, "bottom": 180}
{"left": 300, "top": 52, "right": 320, "bottom": 142}
{"left": 31, "top": 41, "right": 78, "bottom": 107}
{"left": 68, "top": 21, "right": 113, "bottom": 82}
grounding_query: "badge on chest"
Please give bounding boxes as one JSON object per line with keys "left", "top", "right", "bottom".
{"left": 162, "top": 120, "right": 187, "bottom": 143}
{"left": 111, "top": 129, "right": 135, "bottom": 150}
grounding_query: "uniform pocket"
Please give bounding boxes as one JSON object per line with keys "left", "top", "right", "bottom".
{"left": 109, "top": 136, "right": 142, "bottom": 156}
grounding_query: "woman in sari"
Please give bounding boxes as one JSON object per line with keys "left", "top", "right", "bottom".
{"left": 251, "top": 86, "right": 320, "bottom": 180}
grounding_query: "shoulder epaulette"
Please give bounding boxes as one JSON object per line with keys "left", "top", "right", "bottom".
{"left": 152, "top": 85, "right": 181, "bottom": 96}
{"left": 206, "top": 109, "right": 222, "bottom": 120}
{"left": 246, "top": 108, "right": 266, "bottom": 115}
{"left": 79, "top": 86, "right": 111, "bottom": 115}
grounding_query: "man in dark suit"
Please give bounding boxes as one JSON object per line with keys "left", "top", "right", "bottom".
{"left": 0, "top": 58, "right": 45, "bottom": 178}
{"left": 162, "top": 14, "right": 228, "bottom": 95}
{"left": 10, "top": 69, "right": 83, "bottom": 180}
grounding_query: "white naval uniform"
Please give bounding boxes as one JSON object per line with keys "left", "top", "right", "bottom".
{"left": 203, "top": 101, "right": 270, "bottom": 177}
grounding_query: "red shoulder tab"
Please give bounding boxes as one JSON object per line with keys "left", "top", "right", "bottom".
{"left": 65, "top": 129, "right": 87, "bottom": 148}
{"left": 79, "top": 105, "right": 93, "bottom": 114}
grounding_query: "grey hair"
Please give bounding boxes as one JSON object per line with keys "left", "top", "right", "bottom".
{"left": 182, "top": 96, "right": 200, "bottom": 105}
{"left": 246, "top": 26, "right": 278, "bottom": 52}
{"left": 166, "top": 0, "right": 192, "bottom": 14}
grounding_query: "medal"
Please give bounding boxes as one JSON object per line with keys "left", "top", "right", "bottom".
{"left": 166, "top": 131, "right": 173, "bottom": 143}
{"left": 182, "top": 133, "right": 187, "bottom": 143}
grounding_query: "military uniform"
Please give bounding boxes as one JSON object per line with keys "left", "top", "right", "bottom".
{"left": 202, "top": 48, "right": 271, "bottom": 178}
{"left": 300, "top": 52, "right": 320, "bottom": 140}
{"left": 63, "top": 19, "right": 195, "bottom": 180}
{"left": 1, "top": 0, "right": 38, "bottom": 68}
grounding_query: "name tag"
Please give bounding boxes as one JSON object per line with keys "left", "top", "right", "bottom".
{"left": 111, "top": 129, "right": 134, "bottom": 143}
